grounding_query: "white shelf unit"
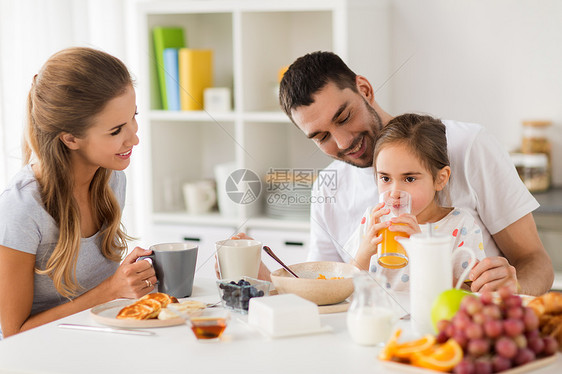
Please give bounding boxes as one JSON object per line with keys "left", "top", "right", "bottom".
{"left": 127, "top": 0, "right": 389, "bottom": 271}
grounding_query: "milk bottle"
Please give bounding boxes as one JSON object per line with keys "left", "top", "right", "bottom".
{"left": 347, "top": 271, "right": 397, "bottom": 346}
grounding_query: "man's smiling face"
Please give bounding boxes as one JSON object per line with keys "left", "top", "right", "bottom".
{"left": 290, "top": 80, "right": 383, "bottom": 168}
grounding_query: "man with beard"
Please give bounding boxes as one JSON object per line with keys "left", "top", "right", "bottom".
{"left": 278, "top": 51, "right": 552, "bottom": 296}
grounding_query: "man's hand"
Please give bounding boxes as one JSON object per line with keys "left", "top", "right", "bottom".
{"left": 214, "top": 233, "right": 271, "bottom": 281}
{"left": 469, "top": 257, "right": 518, "bottom": 293}
{"left": 491, "top": 213, "right": 553, "bottom": 296}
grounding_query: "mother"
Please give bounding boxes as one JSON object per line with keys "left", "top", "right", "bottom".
{"left": 0, "top": 47, "right": 155, "bottom": 338}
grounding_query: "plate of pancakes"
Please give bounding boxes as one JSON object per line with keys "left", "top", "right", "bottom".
{"left": 90, "top": 292, "right": 206, "bottom": 328}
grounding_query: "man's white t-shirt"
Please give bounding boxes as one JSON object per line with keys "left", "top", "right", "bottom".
{"left": 307, "top": 120, "right": 539, "bottom": 263}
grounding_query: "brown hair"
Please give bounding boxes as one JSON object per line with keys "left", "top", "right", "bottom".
{"left": 374, "top": 113, "right": 450, "bottom": 199}
{"left": 25, "top": 47, "right": 132, "bottom": 298}
{"left": 279, "top": 51, "right": 357, "bottom": 123}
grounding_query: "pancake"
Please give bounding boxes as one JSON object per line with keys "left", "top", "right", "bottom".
{"left": 116, "top": 302, "right": 155, "bottom": 320}
{"left": 136, "top": 298, "right": 162, "bottom": 319}
{"left": 140, "top": 292, "right": 173, "bottom": 308}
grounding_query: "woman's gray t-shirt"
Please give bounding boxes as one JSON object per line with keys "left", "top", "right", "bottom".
{"left": 0, "top": 165, "right": 125, "bottom": 316}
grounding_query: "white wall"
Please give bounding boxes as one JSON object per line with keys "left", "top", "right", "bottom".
{"left": 1, "top": 0, "right": 561, "bottom": 193}
{"left": 0, "top": 0, "right": 127, "bottom": 186}
{"left": 0, "top": 0, "right": 139, "bottom": 237}
{"left": 385, "top": 0, "right": 562, "bottom": 185}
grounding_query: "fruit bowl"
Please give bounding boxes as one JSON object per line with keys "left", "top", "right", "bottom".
{"left": 216, "top": 277, "right": 271, "bottom": 314}
{"left": 270, "top": 261, "right": 360, "bottom": 305}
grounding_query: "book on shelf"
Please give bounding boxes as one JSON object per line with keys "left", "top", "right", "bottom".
{"left": 163, "top": 48, "right": 180, "bottom": 111}
{"left": 152, "top": 27, "right": 185, "bottom": 110}
{"left": 178, "top": 48, "right": 213, "bottom": 111}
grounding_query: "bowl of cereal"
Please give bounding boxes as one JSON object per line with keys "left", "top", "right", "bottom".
{"left": 270, "top": 261, "right": 360, "bottom": 305}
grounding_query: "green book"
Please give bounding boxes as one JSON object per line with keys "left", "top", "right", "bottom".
{"left": 152, "top": 27, "right": 185, "bottom": 110}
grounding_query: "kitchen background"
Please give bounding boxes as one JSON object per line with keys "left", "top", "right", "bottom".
{"left": 0, "top": 0, "right": 560, "bottom": 284}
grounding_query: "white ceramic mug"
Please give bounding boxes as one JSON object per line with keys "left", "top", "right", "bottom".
{"left": 401, "top": 232, "right": 476, "bottom": 335}
{"left": 183, "top": 181, "right": 216, "bottom": 214}
{"left": 216, "top": 239, "right": 262, "bottom": 280}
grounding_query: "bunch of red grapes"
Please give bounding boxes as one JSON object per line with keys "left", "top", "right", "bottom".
{"left": 436, "top": 288, "right": 558, "bottom": 373}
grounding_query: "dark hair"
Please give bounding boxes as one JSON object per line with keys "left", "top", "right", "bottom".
{"left": 373, "top": 113, "right": 449, "bottom": 181}
{"left": 279, "top": 51, "right": 357, "bottom": 123}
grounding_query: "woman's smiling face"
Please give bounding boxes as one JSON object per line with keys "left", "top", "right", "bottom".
{"left": 69, "top": 85, "right": 139, "bottom": 173}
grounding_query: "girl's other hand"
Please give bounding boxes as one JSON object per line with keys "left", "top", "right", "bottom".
{"left": 388, "top": 213, "right": 422, "bottom": 236}
{"left": 108, "top": 247, "right": 157, "bottom": 299}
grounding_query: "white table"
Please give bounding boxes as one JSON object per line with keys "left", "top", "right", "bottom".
{"left": 0, "top": 278, "right": 560, "bottom": 374}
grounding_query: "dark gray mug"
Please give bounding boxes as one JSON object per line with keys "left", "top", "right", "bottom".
{"left": 139, "top": 243, "right": 198, "bottom": 298}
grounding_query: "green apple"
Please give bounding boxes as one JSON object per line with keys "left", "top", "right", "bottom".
{"left": 431, "top": 288, "right": 470, "bottom": 332}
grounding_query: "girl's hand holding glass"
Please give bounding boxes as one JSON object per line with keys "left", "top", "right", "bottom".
{"left": 355, "top": 203, "right": 391, "bottom": 270}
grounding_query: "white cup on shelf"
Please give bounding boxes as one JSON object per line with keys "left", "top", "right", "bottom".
{"left": 182, "top": 180, "right": 216, "bottom": 215}
{"left": 204, "top": 87, "right": 231, "bottom": 112}
{"left": 214, "top": 162, "right": 240, "bottom": 218}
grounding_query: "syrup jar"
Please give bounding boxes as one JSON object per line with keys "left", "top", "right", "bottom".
{"left": 347, "top": 271, "right": 397, "bottom": 346}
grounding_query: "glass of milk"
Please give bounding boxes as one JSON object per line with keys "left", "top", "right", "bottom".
{"left": 347, "top": 271, "right": 397, "bottom": 346}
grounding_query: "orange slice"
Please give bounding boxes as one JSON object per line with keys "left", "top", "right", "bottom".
{"left": 393, "top": 334, "right": 436, "bottom": 359}
{"left": 410, "top": 339, "right": 463, "bottom": 372}
{"left": 378, "top": 329, "right": 402, "bottom": 361}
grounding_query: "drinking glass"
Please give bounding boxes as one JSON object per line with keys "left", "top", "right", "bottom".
{"left": 377, "top": 190, "right": 411, "bottom": 269}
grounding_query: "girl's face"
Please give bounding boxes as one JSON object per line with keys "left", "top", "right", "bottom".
{"left": 375, "top": 143, "right": 447, "bottom": 220}
{"left": 66, "top": 85, "right": 139, "bottom": 174}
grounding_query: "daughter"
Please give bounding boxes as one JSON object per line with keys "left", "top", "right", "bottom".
{"left": 346, "top": 113, "right": 486, "bottom": 292}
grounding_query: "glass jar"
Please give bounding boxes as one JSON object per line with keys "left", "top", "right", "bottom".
{"left": 521, "top": 120, "right": 552, "bottom": 155}
{"left": 510, "top": 153, "right": 525, "bottom": 182}
{"left": 521, "top": 153, "right": 549, "bottom": 193}
{"left": 347, "top": 271, "right": 397, "bottom": 346}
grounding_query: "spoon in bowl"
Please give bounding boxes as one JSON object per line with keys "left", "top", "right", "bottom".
{"left": 262, "top": 246, "right": 299, "bottom": 278}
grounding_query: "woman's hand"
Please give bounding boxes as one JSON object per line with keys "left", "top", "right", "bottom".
{"left": 468, "top": 256, "right": 518, "bottom": 293}
{"left": 107, "top": 247, "right": 157, "bottom": 299}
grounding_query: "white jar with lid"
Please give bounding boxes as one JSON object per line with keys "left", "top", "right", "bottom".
{"left": 521, "top": 153, "right": 549, "bottom": 193}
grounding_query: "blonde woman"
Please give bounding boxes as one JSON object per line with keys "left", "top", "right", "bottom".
{"left": 0, "top": 47, "right": 156, "bottom": 338}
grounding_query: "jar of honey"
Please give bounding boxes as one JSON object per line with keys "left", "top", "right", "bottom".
{"left": 522, "top": 120, "right": 552, "bottom": 155}
{"left": 521, "top": 120, "right": 552, "bottom": 187}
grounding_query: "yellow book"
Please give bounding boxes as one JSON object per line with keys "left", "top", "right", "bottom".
{"left": 178, "top": 49, "right": 213, "bottom": 111}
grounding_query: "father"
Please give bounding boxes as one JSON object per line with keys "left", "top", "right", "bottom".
{"left": 278, "top": 51, "right": 552, "bottom": 296}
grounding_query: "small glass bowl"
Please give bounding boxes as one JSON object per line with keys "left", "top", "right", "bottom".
{"left": 188, "top": 308, "right": 230, "bottom": 341}
{"left": 216, "top": 276, "right": 271, "bottom": 314}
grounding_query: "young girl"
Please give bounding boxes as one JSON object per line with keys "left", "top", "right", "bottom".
{"left": 346, "top": 113, "right": 486, "bottom": 292}
{"left": 0, "top": 47, "right": 156, "bottom": 338}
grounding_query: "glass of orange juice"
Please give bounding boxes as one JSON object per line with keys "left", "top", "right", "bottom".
{"left": 378, "top": 190, "right": 411, "bottom": 269}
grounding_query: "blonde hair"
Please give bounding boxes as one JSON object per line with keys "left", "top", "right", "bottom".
{"left": 25, "top": 47, "right": 133, "bottom": 298}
